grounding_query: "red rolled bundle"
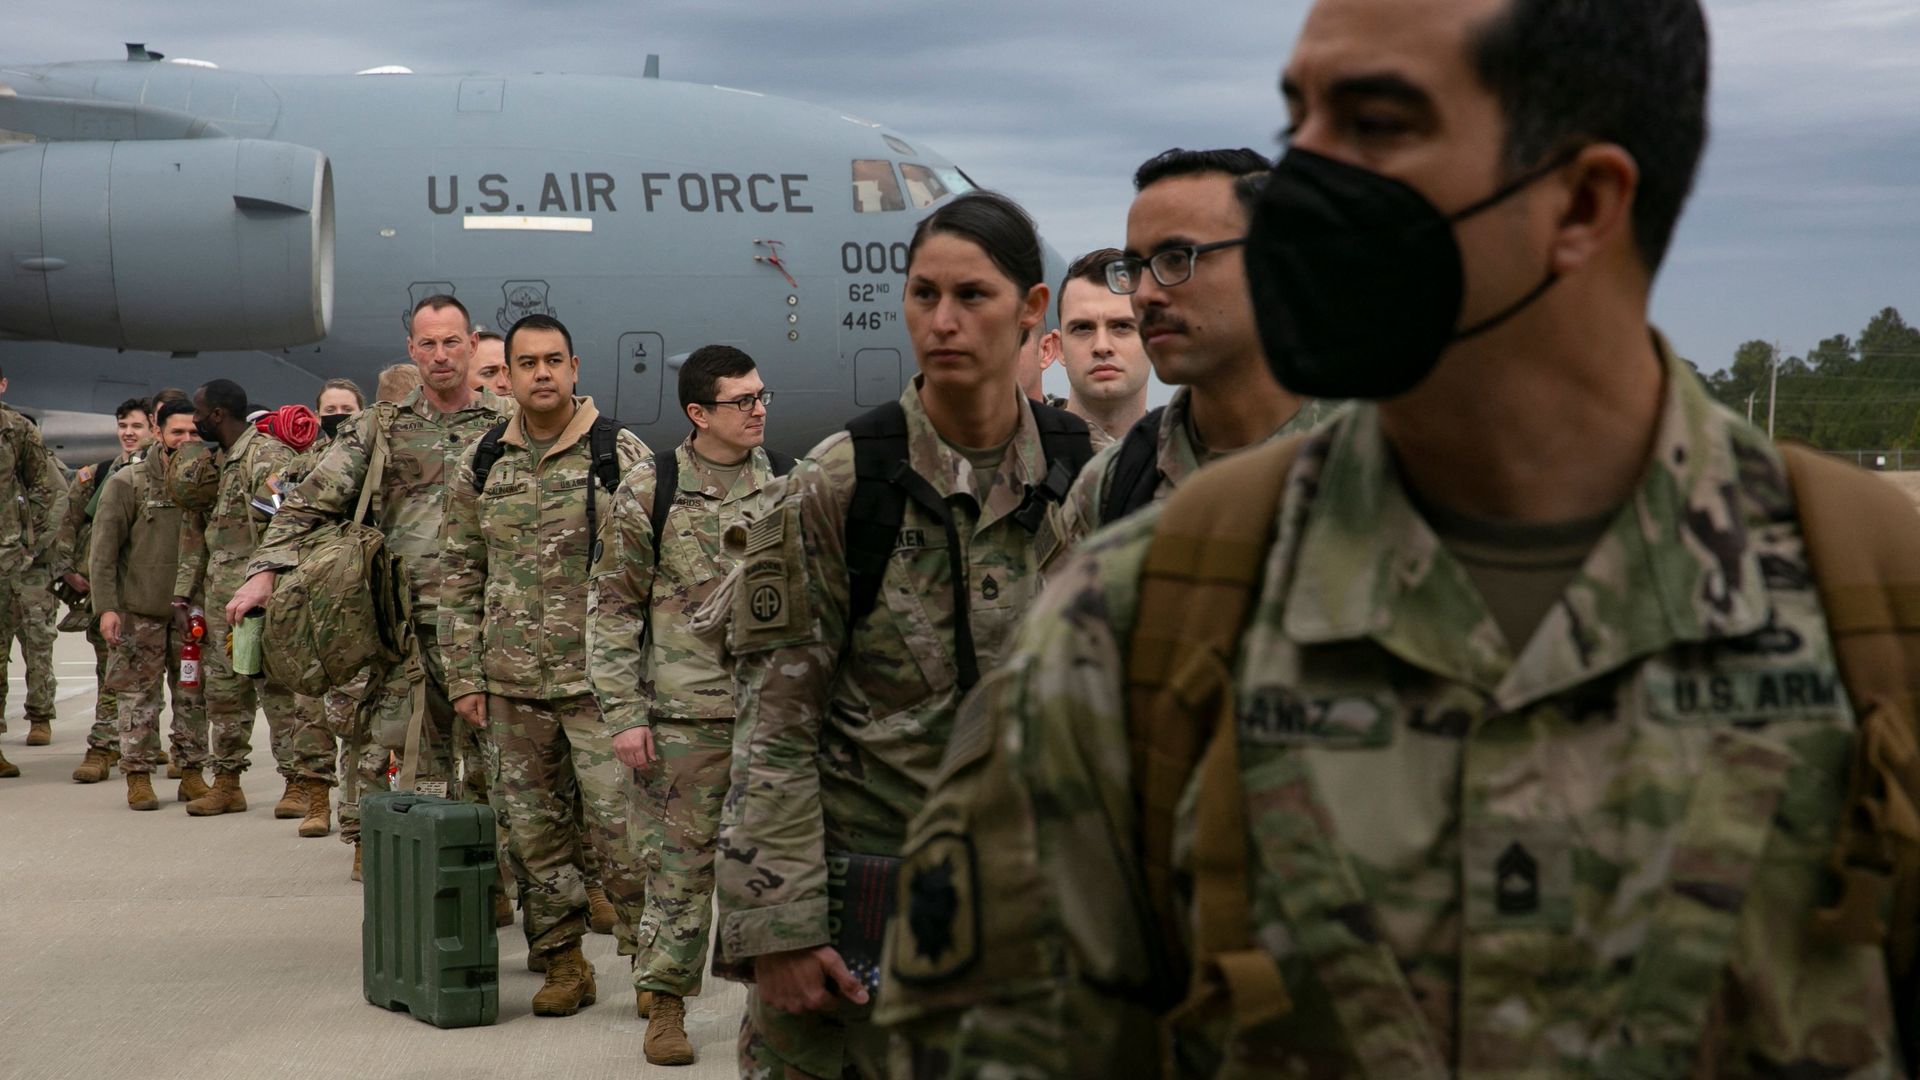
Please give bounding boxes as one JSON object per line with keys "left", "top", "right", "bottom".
{"left": 257, "top": 404, "right": 320, "bottom": 452}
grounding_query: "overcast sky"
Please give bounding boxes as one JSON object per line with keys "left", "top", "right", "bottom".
{"left": 12, "top": 0, "right": 1920, "bottom": 374}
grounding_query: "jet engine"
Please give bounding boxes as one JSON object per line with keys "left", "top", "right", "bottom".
{"left": 0, "top": 138, "right": 333, "bottom": 351}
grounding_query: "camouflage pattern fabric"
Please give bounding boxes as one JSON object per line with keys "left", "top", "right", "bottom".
{"left": 105, "top": 612, "right": 208, "bottom": 774}
{"left": 876, "top": 341, "right": 1901, "bottom": 1076}
{"left": 738, "top": 997, "right": 888, "bottom": 1080}
{"left": 82, "top": 619, "right": 119, "bottom": 750}
{"left": 628, "top": 717, "right": 731, "bottom": 996}
{"left": 0, "top": 404, "right": 68, "bottom": 722}
{"left": 5, "top": 564, "right": 60, "bottom": 722}
{"left": 56, "top": 451, "right": 135, "bottom": 748}
{"left": 714, "top": 380, "right": 1073, "bottom": 1076}
{"left": 488, "top": 692, "right": 644, "bottom": 958}
{"left": 327, "top": 671, "right": 391, "bottom": 846}
{"left": 1056, "top": 384, "right": 1324, "bottom": 551}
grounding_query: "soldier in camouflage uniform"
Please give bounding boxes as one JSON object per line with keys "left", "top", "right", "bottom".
{"left": 170, "top": 379, "right": 334, "bottom": 825}
{"left": 1055, "top": 149, "right": 1311, "bottom": 552}
{"left": 0, "top": 373, "right": 70, "bottom": 765}
{"left": 589, "top": 345, "right": 784, "bottom": 1065}
{"left": 57, "top": 397, "right": 153, "bottom": 782}
{"left": 236, "top": 296, "right": 508, "bottom": 877}
{"left": 715, "top": 193, "right": 1090, "bottom": 1078}
{"left": 441, "top": 314, "right": 648, "bottom": 1016}
{"left": 91, "top": 400, "right": 210, "bottom": 809}
{"left": 879, "top": 2, "right": 1913, "bottom": 1074}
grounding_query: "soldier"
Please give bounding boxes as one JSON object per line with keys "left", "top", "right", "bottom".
{"left": 314, "top": 378, "right": 365, "bottom": 439}
{"left": 58, "top": 398, "right": 153, "bottom": 783}
{"left": 471, "top": 330, "right": 511, "bottom": 397}
{"left": 442, "top": 313, "right": 648, "bottom": 1016}
{"left": 1037, "top": 249, "right": 1152, "bottom": 441}
{"left": 376, "top": 362, "right": 422, "bottom": 404}
{"left": 0, "top": 365, "right": 69, "bottom": 764}
{"left": 713, "top": 192, "right": 1092, "bottom": 1078}
{"left": 589, "top": 344, "right": 788, "bottom": 1065}
{"left": 876, "top": 0, "right": 1919, "bottom": 1074}
{"left": 172, "top": 379, "right": 334, "bottom": 829}
{"left": 1055, "top": 148, "right": 1311, "bottom": 550}
{"left": 234, "top": 295, "right": 508, "bottom": 879}
{"left": 91, "top": 399, "right": 210, "bottom": 809}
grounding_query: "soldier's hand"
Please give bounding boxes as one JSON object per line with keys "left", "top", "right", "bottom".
{"left": 100, "top": 611, "right": 122, "bottom": 646}
{"left": 613, "top": 726, "right": 657, "bottom": 769}
{"left": 62, "top": 572, "right": 89, "bottom": 595}
{"left": 453, "top": 693, "right": 488, "bottom": 730}
{"left": 225, "top": 571, "right": 276, "bottom": 624}
{"left": 754, "top": 946, "right": 869, "bottom": 1014}
{"left": 171, "top": 598, "right": 192, "bottom": 637}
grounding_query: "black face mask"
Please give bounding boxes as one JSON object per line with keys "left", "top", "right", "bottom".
{"left": 319, "top": 412, "right": 348, "bottom": 438}
{"left": 194, "top": 416, "right": 222, "bottom": 443}
{"left": 1245, "top": 146, "right": 1574, "bottom": 401}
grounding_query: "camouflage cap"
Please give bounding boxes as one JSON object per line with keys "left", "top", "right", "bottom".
{"left": 166, "top": 442, "right": 220, "bottom": 513}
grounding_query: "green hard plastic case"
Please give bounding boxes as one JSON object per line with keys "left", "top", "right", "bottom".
{"left": 360, "top": 790, "right": 499, "bottom": 1028}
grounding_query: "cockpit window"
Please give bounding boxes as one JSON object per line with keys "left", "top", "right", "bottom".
{"left": 899, "top": 163, "right": 953, "bottom": 209}
{"left": 883, "top": 134, "right": 915, "bottom": 156}
{"left": 852, "top": 160, "right": 906, "bottom": 213}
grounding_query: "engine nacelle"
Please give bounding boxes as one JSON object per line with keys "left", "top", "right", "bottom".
{"left": 0, "top": 138, "right": 333, "bottom": 351}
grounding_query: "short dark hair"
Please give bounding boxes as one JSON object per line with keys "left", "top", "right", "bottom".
{"left": 409, "top": 293, "right": 470, "bottom": 330}
{"left": 679, "top": 345, "right": 758, "bottom": 417}
{"left": 155, "top": 399, "right": 195, "bottom": 428}
{"left": 1133, "top": 147, "right": 1270, "bottom": 192}
{"left": 505, "top": 313, "right": 573, "bottom": 360}
{"left": 474, "top": 329, "right": 504, "bottom": 344}
{"left": 1470, "top": 0, "right": 1708, "bottom": 272}
{"left": 154, "top": 387, "right": 189, "bottom": 406}
{"left": 907, "top": 191, "right": 1044, "bottom": 295}
{"left": 316, "top": 378, "right": 365, "bottom": 410}
{"left": 1058, "top": 247, "right": 1126, "bottom": 320}
{"left": 197, "top": 379, "right": 249, "bottom": 421}
{"left": 115, "top": 397, "right": 151, "bottom": 421}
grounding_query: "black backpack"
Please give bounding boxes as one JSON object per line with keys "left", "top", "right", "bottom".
{"left": 471, "top": 415, "right": 624, "bottom": 562}
{"left": 844, "top": 400, "right": 1092, "bottom": 692}
{"left": 648, "top": 444, "right": 795, "bottom": 569}
{"left": 1100, "top": 405, "right": 1168, "bottom": 527}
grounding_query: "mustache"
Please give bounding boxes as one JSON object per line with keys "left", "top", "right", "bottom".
{"left": 1139, "top": 310, "right": 1188, "bottom": 337}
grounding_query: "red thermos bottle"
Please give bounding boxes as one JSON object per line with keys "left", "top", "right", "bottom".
{"left": 180, "top": 609, "right": 207, "bottom": 689}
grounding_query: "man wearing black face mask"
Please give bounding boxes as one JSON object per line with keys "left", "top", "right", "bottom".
{"left": 878, "top": 0, "right": 1917, "bottom": 1074}
{"left": 1056, "top": 148, "right": 1311, "bottom": 552}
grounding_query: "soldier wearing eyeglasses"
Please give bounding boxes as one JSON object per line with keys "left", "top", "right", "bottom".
{"left": 1055, "top": 148, "right": 1316, "bottom": 551}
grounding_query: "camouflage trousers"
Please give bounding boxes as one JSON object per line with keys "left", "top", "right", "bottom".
{"left": 327, "top": 672, "right": 389, "bottom": 845}
{"left": 338, "top": 628, "right": 485, "bottom": 843}
{"left": 0, "top": 565, "right": 59, "bottom": 721}
{"left": 85, "top": 617, "right": 120, "bottom": 750}
{"left": 203, "top": 600, "right": 332, "bottom": 779}
{"left": 489, "top": 692, "right": 643, "bottom": 959}
{"left": 104, "top": 613, "right": 209, "bottom": 774}
{"left": 631, "top": 716, "right": 731, "bottom": 997}
{"left": 738, "top": 991, "right": 886, "bottom": 1080}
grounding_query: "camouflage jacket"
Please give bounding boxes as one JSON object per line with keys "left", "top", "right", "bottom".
{"left": 877, "top": 342, "right": 1899, "bottom": 1077}
{"left": 714, "top": 379, "right": 1073, "bottom": 965}
{"left": 588, "top": 434, "right": 784, "bottom": 731}
{"left": 1057, "top": 386, "right": 1324, "bottom": 550}
{"left": 248, "top": 387, "right": 508, "bottom": 617}
{"left": 441, "top": 398, "right": 646, "bottom": 702}
{"left": 53, "top": 448, "right": 135, "bottom": 579}
{"left": 89, "top": 450, "right": 185, "bottom": 619}
{"left": 175, "top": 427, "right": 291, "bottom": 602}
{"left": 0, "top": 403, "right": 69, "bottom": 566}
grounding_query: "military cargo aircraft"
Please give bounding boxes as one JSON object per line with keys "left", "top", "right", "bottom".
{"left": 0, "top": 44, "right": 1054, "bottom": 462}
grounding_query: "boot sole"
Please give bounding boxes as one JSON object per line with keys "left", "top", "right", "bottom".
{"left": 531, "top": 991, "right": 596, "bottom": 1017}
{"left": 297, "top": 822, "right": 331, "bottom": 838}
{"left": 73, "top": 772, "right": 106, "bottom": 783}
{"left": 185, "top": 801, "right": 246, "bottom": 816}
{"left": 129, "top": 800, "right": 160, "bottom": 811}
{"left": 274, "top": 804, "right": 305, "bottom": 819}
{"left": 644, "top": 1046, "right": 696, "bottom": 1067}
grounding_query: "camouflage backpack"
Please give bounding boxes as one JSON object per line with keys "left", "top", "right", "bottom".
{"left": 262, "top": 412, "right": 413, "bottom": 696}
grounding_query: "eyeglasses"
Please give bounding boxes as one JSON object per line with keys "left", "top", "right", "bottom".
{"left": 1105, "top": 238, "right": 1247, "bottom": 295}
{"left": 698, "top": 390, "right": 774, "bottom": 413}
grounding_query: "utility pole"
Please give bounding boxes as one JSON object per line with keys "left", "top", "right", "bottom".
{"left": 1747, "top": 391, "right": 1756, "bottom": 423}
{"left": 1767, "top": 340, "right": 1780, "bottom": 438}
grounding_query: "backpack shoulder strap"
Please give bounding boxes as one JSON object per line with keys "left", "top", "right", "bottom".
{"left": 588, "top": 416, "right": 623, "bottom": 495}
{"left": 1103, "top": 406, "right": 1168, "bottom": 526}
{"left": 844, "top": 402, "right": 912, "bottom": 633}
{"left": 1126, "top": 434, "right": 1304, "bottom": 1034}
{"left": 1782, "top": 445, "right": 1920, "bottom": 1035}
{"left": 649, "top": 446, "right": 679, "bottom": 570}
{"left": 1016, "top": 402, "right": 1095, "bottom": 532}
{"left": 766, "top": 448, "right": 796, "bottom": 477}
{"left": 469, "top": 420, "right": 512, "bottom": 495}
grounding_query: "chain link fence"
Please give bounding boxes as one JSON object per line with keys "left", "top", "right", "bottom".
{"left": 1824, "top": 449, "right": 1919, "bottom": 470}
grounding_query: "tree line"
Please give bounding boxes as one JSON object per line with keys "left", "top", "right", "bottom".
{"left": 1699, "top": 307, "right": 1920, "bottom": 450}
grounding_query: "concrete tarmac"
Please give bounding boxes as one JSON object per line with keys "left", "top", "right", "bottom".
{"left": 2, "top": 630, "right": 747, "bottom": 1080}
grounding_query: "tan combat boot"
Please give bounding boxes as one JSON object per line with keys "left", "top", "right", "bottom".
{"left": 177, "top": 768, "right": 211, "bottom": 803}
{"left": 273, "top": 777, "right": 307, "bottom": 819}
{"left": 126, "top": 773, "right": 160, "bottom": 811}
{"left": 297, "top": 780, "right": 332, "bottom": 838}
{"left": 185, "top": 770, "right": 247, "bottom": 816}
{"left": 530, "top": 945, "right": 597, "bottom": 1016}
{"left": 72, "top": 747, "right": 117, "bottom": 783}
{"left": 527, "top": 952, "right": 547, "bottom": 973}
{"left": 26, "top": 720, "right": 51, "bottom": 746}
{"left": 586, "top": 885, "right": 617, "bottom": 933}
{"left": 166, "top": 760, "right": 182, "bottom": 780}
{"left": 350, "top": 844, "right": 362, "bottom": 882}
{"left": 493, "top": 888, "right": 514, "bottom": 928}
{"left": 636, "top": 990, "right": 654, "bottom": 1018}
{"left": 643, "top": 993, "right": 696, "bottom": 1066}
{"left": 0, "top": 749, "right": 16, "bottom": 778}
